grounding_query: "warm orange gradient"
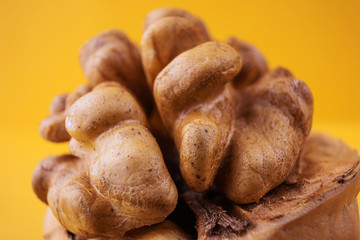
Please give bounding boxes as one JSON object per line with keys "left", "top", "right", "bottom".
{"left": 0, "top": 0, "right": 359, "bottom": 239}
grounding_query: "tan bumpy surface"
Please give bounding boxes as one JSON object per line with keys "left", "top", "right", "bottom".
{"left": 226, "top": 37, "right": 268, "bottom": 89}
{"left": 184, "top": 133, "right": 360, "bottom": 240}
{"left": 33, "top": 82, "right": 177, "bottom": 238}
{"left": 141, "top": 16, "right": 210, "bottom": 90}
{"left": 143, "top": 7, "right": 210, "bottom": 40}
{"left": 43, "top": 207, "right": 191, "bottom": 240}
{"left": 33, "top": 7, "right": 359, "bottom": 240}
{"left": 79, "top": 29, "right": 152, "bottom": 114}
{"left": 154, "top": 41, "right": 242, "bottom": 192}
{"left": 216, "top": 67, "right": 313, "bottom": 203}
{"left": 142, "top": 9, "right": 313, "bottom": 202}
{"left": 38, "top": 85, "right": 91, "bottom": 142}
{"left": 39, "top": 29, "right": 152, "bottom": 143}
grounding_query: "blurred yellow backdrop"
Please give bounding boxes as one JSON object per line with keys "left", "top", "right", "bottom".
{"left": 0, "top": 0, "right": 359, "bottom": 239}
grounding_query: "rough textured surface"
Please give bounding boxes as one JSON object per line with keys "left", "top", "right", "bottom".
{"left": 216, "top": 67, "right": 313, "bottom": 203}
{"left": 150, "top": 38, "right": 313, "bottom": 203}
{"left": 33, "top": 83, "right": 178, "bottom": 238}
{"left": 39, "top": 29, "right": 153, "bottom": 143}
{"left": 141, "top": 16, "right": 210, "bottom": 90}
{"left": 154, "top": 41, "right": 242, "bottom": 192}
{"left": 141, "top": 13, "right": 210, "bottom": 192}
{"left": 185, "top": 133, "right": 360, "bottom": 240}
{"left": 79, "top": 29, "right": 152, "bottom": 114}
{"left": 49, "top": 93, "right": 67, "bottom": 114}
{"left": 33, "top": 7, "right": 360, "bottom": 239}
{"left": 143, "top": 8, "right": 210, "bottom": 40}
{"left": 43, "top": 207, "right": 86, "bottom": 240}
{"left": 183, "top": 192, "right": 251, "bottom": 239}
{"left": 227, "top": 36, "right": 268, "bottom": 89}
{"left": 39, "top": 85, "right": 91, "bottom": 142}
{"left": 121, "top": 220, "right": 192, "bottom": 240}
{"left": 42, "top": 208, "right": 191, "bottom": 240}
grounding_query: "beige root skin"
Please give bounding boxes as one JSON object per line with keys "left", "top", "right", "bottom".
{"left": 79, "top": 29, "right": 152, "bottom": 114}
{"left": 154, "top": 41, "right": 242, "bottom": 192}
{"left": 143, "top": 7, "right": 210, "bottom": 40}
{"left": 216, "top": 67, "right": 313, "bottom": 204}
{"left": 227, "top": 36, "right": 268, "bottom": 89}
{"left": 141, "top": 16, "right": 210, "bottom": 90}
{"left": 38, "top": 85, "right": 91, "bottom": 142}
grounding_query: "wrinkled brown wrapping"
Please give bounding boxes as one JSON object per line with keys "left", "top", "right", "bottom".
{"left": 184, "top": 133, "right": 360, "bottom": 240}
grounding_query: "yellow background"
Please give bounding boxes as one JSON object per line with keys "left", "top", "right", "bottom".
{"left": 1, "top": 0, "right": 360, "bottom": 239}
